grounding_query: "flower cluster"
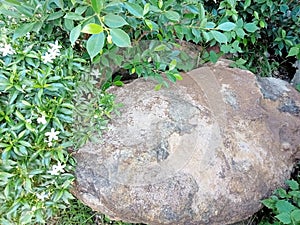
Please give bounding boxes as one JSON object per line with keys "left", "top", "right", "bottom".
{"left": 45, "top": 128, "right": 60, "bottom": 147}
{"left": 0, "top": 43, "right": 15, "bottom": 56}
{"left": 49, "top": 161, "right": 65, "bottom": 176}
{"left": 36, "top": 191, "right": 49, "bottom": 201}
{"left": 41, "top": 40, "right": 62, "bottom": 64}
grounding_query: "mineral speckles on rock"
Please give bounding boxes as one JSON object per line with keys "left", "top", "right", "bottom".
{"left": 73, "top": 61, "right": 300, "bottom": 225}
{"left": 221, "top": 84, "right": 239, "bottom": 110}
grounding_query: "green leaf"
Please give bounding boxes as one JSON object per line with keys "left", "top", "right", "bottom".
{"left": 173, "top": 73, "right": 183, "bottom": 80}
{"left": 91, "top": 0, "right": 102, "bottom": 13}
{"left": 86, "top": 33, "right": 105, "bottom": 61}
{"left": 209, "top": 51, "right": 219, "bottom": 63}
{"left": 166, "top": 72, "right": 177, "bottom": 82}
{"left": 110, "top": 28, "right": 131, "bottom": 47}
{"left": 165, "top": 10, "right": 180, "bottom": 22}
{"left": 19, "top": 141, "right": 32, "bottom": 148}
{"left": 81, "top": 23, "right": 103, "bottom": 34}
{"left": 217, "top": 22, "right": 236, "bottom": 31}
{"left": 15, "top": 110, "right": 25, "bottom": 121}
{"left": 64, "top": 12, "right": 84, "bottom": 20}
{"left": 169, "top": 59, "right": 177, "bottom": 70}
{"left": 13, "top": 22, "right": 35, "bottom": 40}
{"left": 276, "top": 200, "right": 296, "bottom": 213}
{"left": 113, "top": 81, "right": 124, "bottom": 87}
{"left": 244, "top": 0, "right": 251, "bottom": 10}
{"left": 104, "top": 14, "right": 128, "bottom": 28}
{"left": 19, "top": 211, "right": 33, "bottom": 224}
{"left": 154, "top": 44, "right": 166, "bottom": 51}
{"left": 288, "top": 47, "right": 299, "bottom": 57}
{"left": 236, "top": 28, "right": 246, "bottom": 38}
{"left": 210, "top": 30, "right": 227, "bottom": 44}
{"left": 261, "top": 199, "right": 276, "bottom": 209}
{"left": 206, "top": 22, "right": 216, "bottom": 29}
{"left": 199, "top": 3, "right": 205, "bottom": 20}
{"left": 47, "top": 11, "right": 65, "bottom": 21}
{"left": 143, "top": 3, "right": 150, "bottom": 16}
{"left": 154, "top": 83, "right": 162, "bottom": 91}
{"left": 286, "top": 179, "right": 299, "bottom": 191}
{"left": 244, "top": 23, "right": 259, "bottom": 33}
{"left": 275, "top": 212, "right": 291, "bottom": 224}
{"left": 70, "top": 25, "right": 81, "bottom": 46}
{"left": 125, "top": 2, "right": 143, "bottom": 18}
{"left": 291, "top": 209, "right": 300, "bottom": 222}
{"left": 145, "top": 19, "right": 153, "bottom": 30}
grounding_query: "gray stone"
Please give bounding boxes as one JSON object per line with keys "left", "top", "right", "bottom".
{"left": 72, "top": 60, "right": 300, "bottom": 225}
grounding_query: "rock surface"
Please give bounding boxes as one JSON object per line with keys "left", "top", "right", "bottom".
{"left": 72, "top": 60, "right": 300, "bottom": 225}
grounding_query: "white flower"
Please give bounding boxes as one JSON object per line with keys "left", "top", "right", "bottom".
{"left": 36, "top": 192, "right": 49, "bottom": 201}
{"left": 45, "top": 128, "right": 60, "bottom": 142}
{"left": 45, "top": 140, "right": 53, "bottom": 147}
{"left": 41, "top": 52, "right": 54, "bottom": 64}
{"left": 26, "top": 32, "right": 31, "bottom": 40}
{"left": 49, "top": 162, "right": 65, "bottom": 175}
{"left": 91, "top": 68, "right": 100, "bottom": 77}
{"left": 48, "top": 40, "right": 62, "bottom": 53}
{"left": 37, "top": 114, "right": 47, "bottom": 125}
{"left": 0, "top": 43, "right": 15, "bottom": 56}
{"left": 41, "top": 41, "right": 62, "bottom": 64}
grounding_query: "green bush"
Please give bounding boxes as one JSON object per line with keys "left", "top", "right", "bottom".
{"left": 260, "top": 178, "right": 300, "bottom": 225}
{"left": 0, "top": 1, "right": 116, "bottom": 224}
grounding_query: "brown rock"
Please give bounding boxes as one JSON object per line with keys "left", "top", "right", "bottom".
{"left": 72, "top": 60, "right": 300, "bottom": 225}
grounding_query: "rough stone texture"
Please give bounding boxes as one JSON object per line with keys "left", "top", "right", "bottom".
{"left": 72, "top": 59, "right": 300, "bottom": 225}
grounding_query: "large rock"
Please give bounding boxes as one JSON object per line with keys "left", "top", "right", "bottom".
{"left": 72, "top": 60, "right": 300, "bottom": 225}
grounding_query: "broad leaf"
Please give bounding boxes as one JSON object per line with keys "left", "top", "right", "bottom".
{"left": 104, "top": 14, "right": 128, "bottom": 28}
{"left": 47, "top": 11, "right": 65, "bottom": 21}
{"left": 87, "top": 33, "right": 105, "bottom": 60}
{"left": 275, "top": 212, "right": 291, "bottom": 224}
{"left": 275, "top": 200, "right": 296, "bottom": 213}
{"left": 125, "top": 2, "right": 143, "bottom": 18}
{"left": 169, "top": 59, "right": 177, "bottom": 70}
{"left": 244, "top": 23, "right": 259, "bottom": 33}
{"left": 70, "top": 25, "right": 81, "bottom": 46}
{"left": 110, "top": 28, "right": 131, "bottom": 47}
{"left": 287, "top": 47, "right": 299, "bottom": 57}
{"left": 91, "top": 0, "right": 102, "bottom": 13}
{"left": 291, "top": 209, "right": 300, "bottom": 222}
{"left": 210, "top": 30, "right": 227, "bottom": 44}
{"left": 81, "top": 23, "right": 103, "bottom": 34}
{"left": 217, "top": 22, "right": 236, "bottom": 31}
{"left": 244, "top": 0, "right": 251, "bottom": 10}
{"left": 165, "top": 10, "right": 180, "bottom": 22}
{"left": 209, "top": 51, "right": 219, "bottom": 63}
{"left": 13, "top": 22, "right": 35, "bottom": 40}
{"left": 143, "top": 3, "right": 150, "bottom": 16}
{"left": 286, "top": 179, "right": 299, "bottom": 190}
{"left": 64, "top": 12, "right": 84, "bottom": 20}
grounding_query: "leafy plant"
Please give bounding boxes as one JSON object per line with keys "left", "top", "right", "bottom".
{"left": 0, "top": 1, "right": 117, "bottom": 224}
{"left": 260, "top": 178, "right": 300, "bottom": 225}
{"left": 207, "top": 0, "right": 300, "bottom": 76}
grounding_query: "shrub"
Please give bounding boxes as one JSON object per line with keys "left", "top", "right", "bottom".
{"left": 260, "top": 178, "right": 300, "bottom": 225}
{"left": 0, "top": 1, "right": 116, "bottom": 224}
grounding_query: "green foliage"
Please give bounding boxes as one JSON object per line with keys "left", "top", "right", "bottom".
{"left": 212, "top": 0, "right": 300, "bottom": 76}
{"left": 0, "top": 0, "right": 299, "bottom": 224}
{"left": 260, "top": 178, "right": 300, "bottom": 225}
{"left": 0, "top": 1, "right": 117, "bottom": 224}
